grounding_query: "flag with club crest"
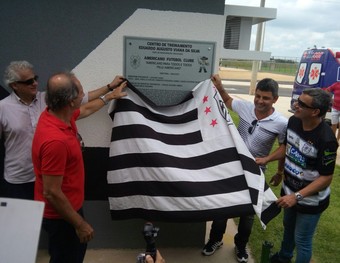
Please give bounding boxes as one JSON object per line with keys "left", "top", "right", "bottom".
{"left": 107, "top": 79, "right": 280, "bottom": 228}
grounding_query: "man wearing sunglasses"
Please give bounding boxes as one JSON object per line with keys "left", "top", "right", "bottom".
{"left": 0, "top": 60, "right": 125, "bottom": 200}
{"left": 256, "top": 89, "right": 337, "bottom": 263}
{"left": 201, "top": 74, "right": 287, "bottom": 263}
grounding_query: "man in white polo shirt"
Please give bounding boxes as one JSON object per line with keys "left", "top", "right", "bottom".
{"left": 202, "top": 74, "right": 287, "bottom": 263}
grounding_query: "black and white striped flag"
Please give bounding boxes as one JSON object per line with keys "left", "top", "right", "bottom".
{"left": 107, "top": 79, "right": 280, "bottom": 228}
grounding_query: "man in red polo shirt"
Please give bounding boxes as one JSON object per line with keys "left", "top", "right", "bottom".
{"left": 32, "top": 72, "right": 127, "bottom": 263}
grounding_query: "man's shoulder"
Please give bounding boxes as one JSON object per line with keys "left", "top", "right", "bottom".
{"left": 35, "top": 113, "right": 64, "bottom": 142}
{"left": 232, "top": 99, "right": 253, "bottom": 111}
{"left": 232, "top": 99, "right": 252, "bottom": 105}
{"left": 0, "top": 92, "right": 14, "bottom": 104}
{"left": 36, "top": 91, "right": 46, "bottom": 96}
{"left": 319, "top": 120, "right": 337, "bottom": 137}
{"left": 35, "top": 91, "right": 46, "bottom": 101}
{"left": 271, "top": 110, "right": 288, "bottom": 123}
{"left": 0, "top": 93, "right": 18, "bottom": 114}
{"left": 288, "top": 115, "right": 299, "bottom": 126}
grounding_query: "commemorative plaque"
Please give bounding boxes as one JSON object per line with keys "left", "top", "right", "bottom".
{"left": 124, "top": 37, "right": 215, "bottom": 106}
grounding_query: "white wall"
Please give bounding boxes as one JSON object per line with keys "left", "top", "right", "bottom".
{"left": 75, "top": 9, "right": 225, "bottom": 147}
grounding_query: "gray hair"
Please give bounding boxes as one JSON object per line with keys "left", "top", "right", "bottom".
{"left": 3, "top": 61, "right": 34, "bottom": 87}
{"left": 45, "top": 72, "right": 79, "bottom": 111}
{"left": 302, "top": 88, "right": 331, "bottom": 117}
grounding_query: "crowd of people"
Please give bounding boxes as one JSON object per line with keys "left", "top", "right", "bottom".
{"left": 0, "top": 60, "right": 338, "bottom": 263}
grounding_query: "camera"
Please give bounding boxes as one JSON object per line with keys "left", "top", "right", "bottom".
{"left": 136, "top": 222, "right": 160, "bottom": 263}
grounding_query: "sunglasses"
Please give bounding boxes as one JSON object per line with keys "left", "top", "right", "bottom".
{"left": 16, "top": 75, "right": 39, "bottom": 85}
{"left": 297, "top": 98, "right": 315, "bottom": 109}
{"left": 77, "top": 132, "right": 85, "bottom": 152}
{"left": 248, "top": 119, "right": 258, "bottom": 134}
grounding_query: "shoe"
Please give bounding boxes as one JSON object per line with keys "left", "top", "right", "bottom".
{"left": 270, "top": 252, "right": 292, "bottom": 263}
{"left": 235, "top": 245, "right": 248, "bottom": 262}
{"left": 201, "top": 240, "right": 223, "bottom": 256}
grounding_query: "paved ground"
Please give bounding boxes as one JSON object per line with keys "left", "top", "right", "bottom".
{"left": 36, "top": 219, "right": 254, "bottom": 263}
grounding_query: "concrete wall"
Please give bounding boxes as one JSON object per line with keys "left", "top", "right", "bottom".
{"left": 1, "top": 0, "right": 226, "bottom": 248}
{"left": 0, "top": 0, "right": 225, "bottom": 91}
{"left": 75, "top": 8, "right": 226, "bottom": 147}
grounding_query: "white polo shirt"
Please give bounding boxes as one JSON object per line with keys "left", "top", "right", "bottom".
{"left": 232, "top": 99, "right": 288, "bottom": 161}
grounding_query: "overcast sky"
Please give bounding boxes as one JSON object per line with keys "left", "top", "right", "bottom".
{"left": 226, "top": 0, "right": 340, "bottom": 60}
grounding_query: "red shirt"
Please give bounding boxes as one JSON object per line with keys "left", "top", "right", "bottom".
{"left": 32, "top": 109, "right": 84, "bottom": 218}
{"left": 326, "top": 82, "right": 340, "bottom": 110}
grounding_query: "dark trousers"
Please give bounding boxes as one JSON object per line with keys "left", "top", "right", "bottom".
{"left": 42, "top": 208, "right": 87, "bottom": 263}
{"left": 209, "top": 214, "right": 254, "bottom": 249}
{"left": 1, "top": 180, "right": 34, "bottom": 200}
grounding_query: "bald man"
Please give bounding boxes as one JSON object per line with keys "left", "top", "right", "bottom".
{"left": 32, "top": 72, "right": 127, "bottom": 263}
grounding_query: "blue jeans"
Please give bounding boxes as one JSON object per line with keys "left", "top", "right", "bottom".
{"left": 277, "top": 207, "right": 321, "bottom": 263}
{"left": 42, "top": 208, "right": 87, "bottom": 263}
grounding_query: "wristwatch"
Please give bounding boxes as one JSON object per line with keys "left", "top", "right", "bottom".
{"left": 99, "top": 95, "right": 109, "bottom": 105}
{"left": 295, "top": 192, "right": 304, "bottom": 201}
